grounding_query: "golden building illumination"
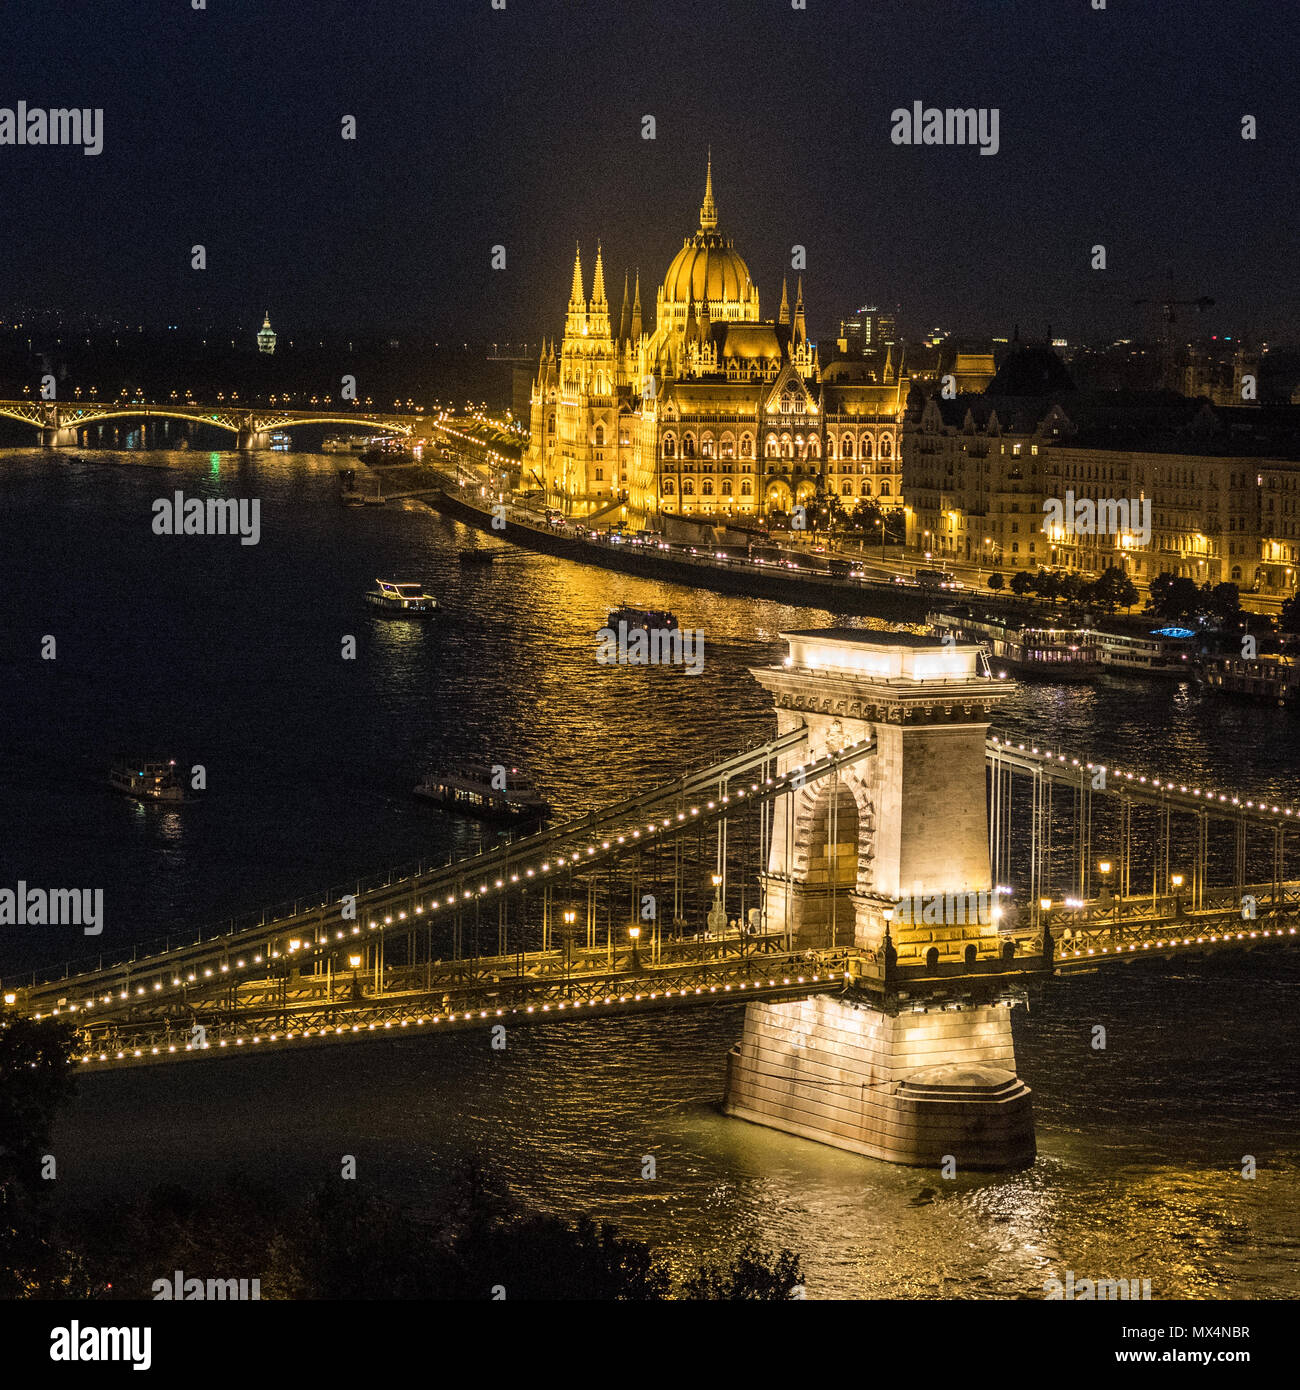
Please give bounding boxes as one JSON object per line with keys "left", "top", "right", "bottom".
{"left": 525, "top": 156, "right": 910, "bottom": 523}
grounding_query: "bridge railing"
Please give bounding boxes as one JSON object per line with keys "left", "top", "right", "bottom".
{"left": 11, "top": 730, "right": 807, "bottom": 994}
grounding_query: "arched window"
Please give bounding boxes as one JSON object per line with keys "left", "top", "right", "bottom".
{"left": 740, "top": 434, "right": 753, "bottom": 458}
{"left": 765, "top": 434, "right": 779, "bottom": 458}
{"left": 741, "top": 479, "right": 752, "bottom": 496}
{"left": 722, "top": 479, "right": 733, "bottom": 495}
{"left": 827, "top": 437, "right": 836, "bottom": 460}
{"left": 663, "top": 435, "right": 676, "bottom": 458}
{"left": 662, "top": 478, "right": 676, "bottom": 495}
{"left": 682, "top": 479, "right": 695, "bottom": 496}
{"left": 881, "top": 481, "right": 891, "bottom": 496}
{"left": 926, "top": 947, "right": 940, "bottom": 969}
{"left": 594, "top": 424, "right": 604, "bottom": 447}
{"left": 702, "top": 479, "right": 714, "bottom": 496}
{"left": 841, "top": 480, "right": 852, "bottom": 495}
{"left": 547, "top": 414, "right": 556, "bottom": 433}
{"left": 781, "top": 437, "right": 794, "bottom": 459}
{"left": 721, "top": 434, "right": 734, "bottom": 459}
{"left": 682, "top": 434, "right": 696, "bottom": 457}
{"left": 861, "top": 480, "right": 872, "bottom": 496}
{"left": 881, "top": 435, "right": 894, "bottom": 459}
{"left": 701, "top": 434, "right": 714, "bottom": 458}
{"left": 862, "top": 435, "right": 873, "bottom": 459}
{"left": 842, "top": 436, "right": 854, "bottom": 459}
{"left": 808, "top": 437, "right": 820, "bottom": 460}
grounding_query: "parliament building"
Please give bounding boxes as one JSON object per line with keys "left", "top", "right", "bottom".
{"left": 524, "top": 158, "right": 910, "bottom": 522}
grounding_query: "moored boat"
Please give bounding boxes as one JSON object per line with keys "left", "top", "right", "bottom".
{"left": 458, "top": 550, "right": 496, "bottom": 565}
{"left": 929, "top": 610, "right": 1100, "bottom": 680}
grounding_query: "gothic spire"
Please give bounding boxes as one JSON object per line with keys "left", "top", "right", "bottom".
{"left": 699, "top": 148, "right": 718, "bottom": 231}
{"left": 568, "top": 244, "right": 585, "bottom": 308}
{"left": 778, "top": 276, "right": 790, "bottom": 326}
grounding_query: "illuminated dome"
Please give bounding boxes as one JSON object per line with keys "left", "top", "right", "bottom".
{"left": 657, "top": 155, "right": 759, "bottom": 327}
{"left": 661, "top": 235, "right": 753, "bottom": 306}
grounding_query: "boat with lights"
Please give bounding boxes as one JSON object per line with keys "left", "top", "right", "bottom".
{"left": 366, "top": 580, "right": 438, "bottom": 616}
{"left": 928, "top": 610, "right": 1100, "bottom": 680}
{"left": 109, "top": 759, "right": 186, "bottom": 804}
{"left": 413, "top": 765, "right": 549, "bottom": 821}
{"left": 606, "top": 606, "right": 679, "bottom": 633}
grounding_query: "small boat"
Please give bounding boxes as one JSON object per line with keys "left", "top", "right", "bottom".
{"left": 458, "top": 550, "right": 496, "bottom": 565}
{"left": 413, "top": 764, "right": 549, "bottom": 821}
{"left": 109, "top": 759, "right": 186, "bottom": 804}
{"left": 606, "top": 606, "right": 679, "bottom": 633}
{"left": 366, "top": 579, "right": 438, "bottom": 616}
{"left": 341, "top": 492, "right": 366, "bottom": 507}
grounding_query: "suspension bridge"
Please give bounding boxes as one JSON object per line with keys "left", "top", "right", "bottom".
{"left": 4, "top": 630, "right": 1296, "bottom": 1169}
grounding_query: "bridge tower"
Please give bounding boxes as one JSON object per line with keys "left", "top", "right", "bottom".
{"left": 723, "top": 630, "right": 1037, "bottom": 1169}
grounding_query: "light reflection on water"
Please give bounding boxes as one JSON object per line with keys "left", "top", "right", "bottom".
{"left": 2, "top": 449, "right": 1297, "bottom": 1298}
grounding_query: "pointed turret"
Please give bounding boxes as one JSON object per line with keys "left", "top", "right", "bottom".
{"left": 793, "top": 276, "right": 806, "bottom": 343}
{"left": 778, "top": 276, "right": 790, "bottom": 326}
{"left": 565, "top": 244, "right": 589, "bottom": 339}
{"left": 699, "top": 148, "right": 718, "bottom": 231}
{"left": 683, "top": 288, "right": 698, "bottom": 347}
{"left": 631, "top": 271, "right": 643, "bottom": 340}
{"left": 568, "top": 244, "right": 586, "bottom": 309}
{"left": 883, "top": 345, "right": 894, "bottom": 383}
{"left": 591, "top": 243, "right": 608, "bottom": 308}
{"left": 618, "top": 271, "right": 631, "bottom": 342}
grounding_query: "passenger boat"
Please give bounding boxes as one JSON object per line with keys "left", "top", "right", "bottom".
{"left": 109, "top": 759, "right": 186, "bottom": 804}
{"left": 413, "top": 765, "right": 549, "bottom": 821}
{"left": 1095, "top": 628, "right": 1196, "bottom": 678}
{"left": 606, "top": 606, "right": 679, "bottom": 633}
{"left": 1195, "top": 654, "right": 1300, "bottom": 708}
{"left": 458, "top": 550, "right": 496, "bottom": 565}
{"left": 929, "top": 611, "right": 1100, "bottom": 680}
{"left": 366, "top": 579, "right": 438, "bottom": 616}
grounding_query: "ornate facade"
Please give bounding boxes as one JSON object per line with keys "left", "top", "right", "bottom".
{"left": 525, "top": 158, "right": 910, "bottom": 521}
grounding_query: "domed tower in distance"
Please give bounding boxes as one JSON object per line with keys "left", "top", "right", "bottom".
{"left": 256, "top": 311, "right": 277, "bottom": 355}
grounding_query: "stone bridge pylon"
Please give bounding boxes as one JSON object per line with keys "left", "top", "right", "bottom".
{"left": 724, "top": 630, "right": 1037, "bottom": 1170}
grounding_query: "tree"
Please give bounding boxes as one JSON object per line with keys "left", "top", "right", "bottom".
{"left": 987, "top": 571, "right": 1005, "bottom": 592}
{"left": 1057, "top": 572, "right": 1086, "bottom": 604}
{"left": 1032, "top": 569, "right": 1061, "bottom": 603}
{"left": 1280, "top": 592, "right": 1300, "bottom": 635}
{"left": 1203, "top": 581, "right": 1242, "bottom": 624}
{"left": 1009, "top": 570, "right": 1035, "bottom": 598}
{"left": 1148, "top": 572, "right": 1203, "bottom": 619}
{"left": 1091, "top": 566, "right": 1139, "bottom": 614}
{"left": 0, "top": 1018, "right": 92, "bottom": 1298}
{"left": 681, "top": 1244, "right": 806, "bottom": 1300}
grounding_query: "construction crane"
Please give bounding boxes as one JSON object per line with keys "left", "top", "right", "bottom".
{"left": 1089, "top": 271, "right": 1215, "bottom": 390}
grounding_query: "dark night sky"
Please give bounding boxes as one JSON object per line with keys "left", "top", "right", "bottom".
{"left": 1, "top": 0, "right": 1296, "bottom": 344}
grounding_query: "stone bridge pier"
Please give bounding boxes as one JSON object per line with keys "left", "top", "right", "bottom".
{"left": 723, "top": 630, "right": 1037, "bottom": 1169}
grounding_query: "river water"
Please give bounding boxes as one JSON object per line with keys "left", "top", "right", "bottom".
{"left": 2, "top": 448, "right": 1296, "bottom": 1298}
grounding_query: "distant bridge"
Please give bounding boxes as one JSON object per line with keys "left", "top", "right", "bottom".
{"left": 0, "top": 398, "right": 426, "bottom": 448}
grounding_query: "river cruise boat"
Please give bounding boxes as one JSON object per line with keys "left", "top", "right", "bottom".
{"left": 1196, "top": 654, "right": 1300, "bottom": 708}
{"left": 1095, "top": 628, "right": 1196, "bottom": 678}
{"left": 413, "top": 765, "right": 549, "bottom": 822}
{"left": 109, "top": 759, "right": 186, "bottom": 804}
{"left": 366, "top": 580, "right": 438, "bottom": 616}
{"left": 606, "top": 606, "right": 679, "bottom": 633}
{"left": 929, "top": 611, "right": 1101, "bottom": 681}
